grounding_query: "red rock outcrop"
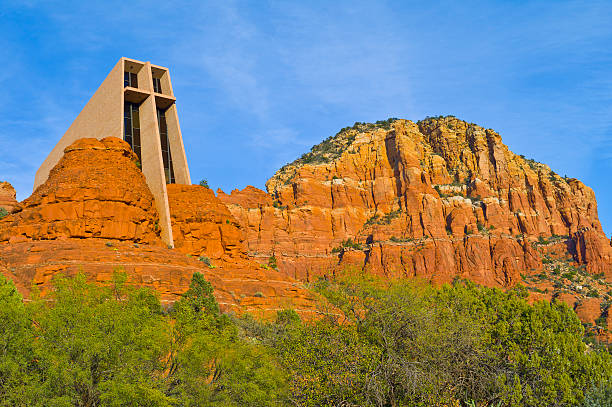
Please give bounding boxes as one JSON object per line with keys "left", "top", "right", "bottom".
{"left": 571, "top": 228, "right": 612, "bottom": 276}
{"left": 0, "top": 137, "right": 321, "bottom": 319}
{"left": 219, "top": 117, "right": 612, "bottom": 286}
{"left": 0, "top": 138, "right": 161, "bottom": 244}
{"left": 1, "top": 240, "right": 320, "bottom": 318}
{"left": 167, "top": 184, "right": 249, "bottom": 262}
{"left": 574, "top": 297, "right": 602, "bottom": 325}
{"left": 0, "top": 182, "right": 17, "bottom": 212}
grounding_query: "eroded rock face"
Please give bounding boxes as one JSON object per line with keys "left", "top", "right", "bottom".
{"left": 167, "top": 184, "right": 249, "bottom": 262}
{"left": 219, "top": 117, "right": 612, "bottom": 285}
{"left": 571, "top": 228, "right": 612, "bottom": 276}
{"left": 0, "top": 182, "right": 17, "bottom": 212}
{"left": 574, "top": 297, "right": 602, "bottom": 325}
{"left": 0, "top": 240, "right": 320, "bottom": 319}
{"left": 0, "top": 138, "right": 161, "bottom": 244}
{"left": 0, "top": 137, "right": 321, "bottom": 319}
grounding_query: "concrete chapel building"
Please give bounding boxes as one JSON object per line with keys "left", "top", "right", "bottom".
{"left": 34, "top": 57, "right": 191, "bottom": 246}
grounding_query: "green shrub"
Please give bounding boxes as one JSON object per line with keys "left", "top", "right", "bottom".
{"left": 198, "top": 255, "right": 213, "bottom": 268}
{"left": 390, "top": 236, "right": 414, "bottom": 243}
{"left": 588, "top": 289, "right": 601, "bottom": 298}
{"left": 199, "top": 179, "right": 209, "bottom": 188}
{"left": 268, "top": 255, "right": 278, "bottom": 270}
{"left": 341, "top": 238, "right": 362, "bottom": 250}
{"left": 273, "top": 200, "right": 287, "bottom": 210}
{"left": 364, "top": 210, "right": 401, "bottom": 226}
{"left": 562, "top": 271, "right": 577, "bottom": 281}
{"left": 582, "top": 382, "right": 612, "bottom": 406}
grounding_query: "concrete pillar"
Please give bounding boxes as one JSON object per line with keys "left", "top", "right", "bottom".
{"left": 166, "top": 104, "right": 191, "bottom": 185}
{"left": 139, "top": 62, "right": 174, "bottom": 247}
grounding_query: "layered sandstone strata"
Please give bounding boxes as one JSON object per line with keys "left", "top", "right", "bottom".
{"left": 0, "top": 138, "right": 162, "bottom": 244}
{"left": 0, "top": 137, "right": 321, "bottom": 318}
{"left": 167, "top": 184, "right": 249, "bottom": 262}
{"left": 219, "top": 117, "right": 612, "bottom": 286}
{"left": 1, "top": 240, "right": 319, "bottom": 318}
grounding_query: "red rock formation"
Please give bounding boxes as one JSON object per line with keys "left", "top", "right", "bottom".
{"left": 219, "top": 117, "right": 612, "bottom": 286}
{"left": 0, "top": 240, "right": 320, "bottom": 318}
{"left": 167, "top": 184, "right": 248, "bottom": 262}
{"left": 571, "top": 228, "right": 612, "bottom": 277}
{"left": 575, "top": 297, "right": 602, "bottom": 325}
{"left": 0, "top": 138, "right": 161, "bottom": 244}
{"left": 0, "top": 137, "right": 321, "bottom": 319}
{"left": 0, "top": 182, "right": 17, "bottom": 212}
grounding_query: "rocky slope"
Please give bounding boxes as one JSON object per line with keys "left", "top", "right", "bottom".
{"left": 0, "top": 137, "right": 321, "bottom": 319}
{"left": 219, "top": 117, "right": 612, "bottom": 290}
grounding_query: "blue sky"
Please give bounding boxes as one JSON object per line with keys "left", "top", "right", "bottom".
{"left": 1, "top": 1, "right": 611, "bottom": 234}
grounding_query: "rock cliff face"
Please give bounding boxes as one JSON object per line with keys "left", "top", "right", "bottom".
{"left": 0, "top": 138, "right": 161, "bottom": 244}
{"left": 0, "top": 182, "right": 17, "bottom": 212}
{"left": 219, "top": 117, "right": 612, "bottom": 287}
{"left": 2, "top": 117, "right": 611, "bottom": 327}
{"left": 0, "top": 138, "right": 320, "bottom": 318}
{"left": 167, "top": 184, "right": 249, "bottom": 262}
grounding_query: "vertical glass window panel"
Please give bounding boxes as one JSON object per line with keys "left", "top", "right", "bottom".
{"left": 169, "top": 156, "right": 175, "bottom": 183}
{"left": 133, "top": 128, "right": 140, "bottom": 146}
{"left": 124, "top": 72, "right": 129, "bottom": 87}
{"left": 123, "top": 102, "right": 142, "bottom": 163}
{"left": 156, "top": 108, "right": 175, "bottom": 184}
{"left": 132, "top": 110, "right": 140, "bottom": 128}
{"left": 153, "top": 77, "right": 162, "bottom": 93}
{"left": 162, "top": 152, "right": 169, "bottom": 168}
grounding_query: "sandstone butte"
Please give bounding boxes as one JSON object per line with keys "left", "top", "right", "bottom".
{"left": 216, "top": 116, "right": 612, "bottom": 336}
{"left": 1, "top": 116, "right": 612, "bottom": 331}
{"left": 0, "top": 137, "right": 321, "bottom": 319}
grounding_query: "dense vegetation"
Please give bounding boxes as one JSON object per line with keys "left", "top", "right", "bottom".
{"left": 1, "top": 272, "right": 611, "bottom": 406}
{"left": 0, "top": 273, "right": 286, "bottom": 406}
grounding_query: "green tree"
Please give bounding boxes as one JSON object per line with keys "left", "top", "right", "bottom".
{"left": 249, "top": 275, "right": 612, "bottom": 407}
{"left": 0, "top": 276, "right": 38, "bottom": 406}
{"left": 29, "top": 273, "right": 173, "bottom": 406}
{"left": 582, "top": 382, "right": 612, "bottom": 406}
{"left": 167, "top": 272, "right": 289, "bottom": 406}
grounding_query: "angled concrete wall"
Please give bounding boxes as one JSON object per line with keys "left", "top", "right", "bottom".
{"left": 34, "top": 57, "right": 191, "bottom": 247}
{"left": 34, "top": 59, "right": 123, "bottom": 190}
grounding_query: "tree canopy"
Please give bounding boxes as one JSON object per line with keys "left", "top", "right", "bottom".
{"left": 0, "top": 272, "right": 610, "bottom": 406}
